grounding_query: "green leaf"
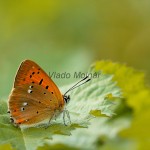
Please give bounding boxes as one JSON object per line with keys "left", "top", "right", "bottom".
{"left": 0, "top": 66, "right": 121, "bottom": 150}
{"left": 93, "top": 61, "right": 150, "bottom": 150}
{"left": 93, "top": 61, "right": 148, "bottom": 114}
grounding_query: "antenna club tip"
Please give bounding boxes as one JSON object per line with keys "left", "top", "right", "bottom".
{"left": 83, "top": 76, "right": 88, "bottom": 80}
{"left": 86, "top": 78, "right": 91, "bottom": 82}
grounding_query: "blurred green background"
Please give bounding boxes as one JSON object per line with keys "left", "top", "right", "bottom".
{"left": 0, "top": 1, "right": 150, "bottom": 98}
{"left": 0, "top": 1, "right": 150, "bottom": 150}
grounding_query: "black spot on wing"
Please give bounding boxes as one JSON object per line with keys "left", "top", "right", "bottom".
{"left": 39, "top": 79, "right": 43, "bottom": 85}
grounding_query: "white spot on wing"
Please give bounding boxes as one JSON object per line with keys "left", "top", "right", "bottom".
{"left": 21, "top": 107, "right": 25, "bottom": 111}
{"left": 29, "top": 85, "right": 33, "bottom": 88}
{"left": 23, "top": 102, "right": 28, "bottom": 106}
{"left": 28, "top": 89, "right": 32, "bottom": 93}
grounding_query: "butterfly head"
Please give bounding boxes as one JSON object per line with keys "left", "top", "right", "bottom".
{"left": 63, "top": 95, "right": 70, "bottom": 104}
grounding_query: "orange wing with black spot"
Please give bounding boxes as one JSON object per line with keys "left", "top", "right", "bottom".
{"left": 8, "top": 60, "right": 64, "bottom": 127}
{"left": 14, "top": 60, "right": 62, "bottom": 101}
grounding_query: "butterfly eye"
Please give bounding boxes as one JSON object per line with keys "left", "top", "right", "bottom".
{"left": 64, "top": 95, "right": 70, "bottom": 104}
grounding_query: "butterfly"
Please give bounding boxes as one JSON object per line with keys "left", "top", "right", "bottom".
{"left": 8, "top": 60, "right": 90, "bottom": 128}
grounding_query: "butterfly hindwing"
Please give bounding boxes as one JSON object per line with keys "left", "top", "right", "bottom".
{"left": 9, "top": 84, "right": 64, "bottom": 126}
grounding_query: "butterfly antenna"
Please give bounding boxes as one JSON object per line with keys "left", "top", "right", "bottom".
{"left": 64, "top": 75, "right": 91, "bottom": 96}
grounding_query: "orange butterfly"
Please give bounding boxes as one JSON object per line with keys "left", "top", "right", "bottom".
{"left": 8, "top": 60, "right": 90, "bottom": 128}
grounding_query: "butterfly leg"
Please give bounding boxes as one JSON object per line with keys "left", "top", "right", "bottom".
{"left": 66, "top": 110, "right": 71, "bottom": 124}
{"left": 45, "top": 113, "right": 55, "bottom": 129}
{"left": 63, "top": 109, "right": 71, "bottom": 126}
{"left": 48, "top": 116, "right": 53, "bottom": 124}
{"left": 63, "top": 110, "right": 67, "bottom": 126}
{"left": 54, "top": 113, "right": 57, "bottom": 121}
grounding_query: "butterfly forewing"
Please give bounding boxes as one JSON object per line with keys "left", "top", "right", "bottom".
{"left": 14, "top": 60, "right": 63, "bottom": 102}
{"left": 8, "top": 60, "right": 65, "bottom": 127}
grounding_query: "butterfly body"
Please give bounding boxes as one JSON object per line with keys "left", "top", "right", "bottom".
{"left": 8, "top": 60, "right": 65, "bottom": 127}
